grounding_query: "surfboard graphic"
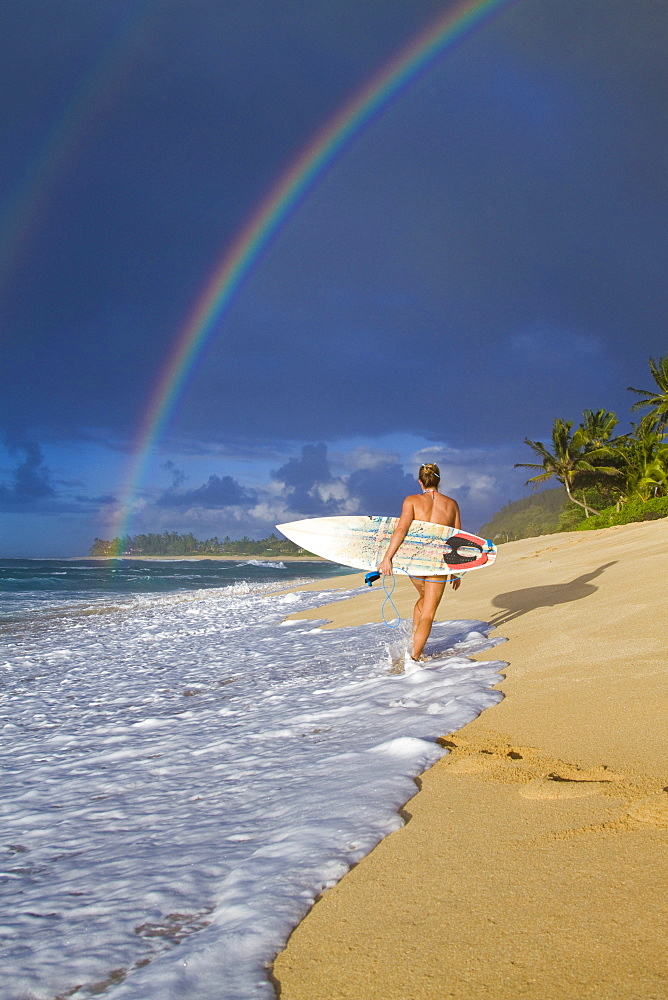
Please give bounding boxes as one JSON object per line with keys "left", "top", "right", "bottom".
{"left": 277, "top": 516, "right": 496, "bottom": 577}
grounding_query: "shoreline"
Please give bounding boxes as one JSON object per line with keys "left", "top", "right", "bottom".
{"left": 274, "top": 518, "right": 668, "bottom": 999}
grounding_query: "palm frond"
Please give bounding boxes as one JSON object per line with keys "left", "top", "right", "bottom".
{"left": 522, "top": 471, "right": 556, "bottom": 487}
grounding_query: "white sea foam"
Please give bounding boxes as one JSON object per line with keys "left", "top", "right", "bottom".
{"left": 243, "top": 559, "right": 287, "bottom": 569}
{"left": 1, "top": 582, "right": 505, "bottom": 1000}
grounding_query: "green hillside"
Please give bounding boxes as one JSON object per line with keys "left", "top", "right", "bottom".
{"left": 479, "top": 488, "right": 566, "bottom": 542}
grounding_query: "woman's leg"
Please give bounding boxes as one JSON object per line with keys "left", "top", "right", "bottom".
{"left": 409, "top": 577, "right": 425, "bottom": 650}
{"left": 411, "top": 579, "right": 446, "bottom": 659}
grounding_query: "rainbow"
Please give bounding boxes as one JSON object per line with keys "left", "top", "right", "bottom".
{"left": 111, "top": 0, "right": 517, "bottom": 549}
{"left": 0, "top": 2, "right": 156, "bottom": 289}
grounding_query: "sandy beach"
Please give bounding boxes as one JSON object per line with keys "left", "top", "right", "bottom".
{"left": 273, "top": 518, "right": 668, "bottom": 999}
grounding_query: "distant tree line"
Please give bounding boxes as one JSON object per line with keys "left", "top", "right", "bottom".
{"left": 89, "top": 532, "right": 308, "bottom": 557}
{"left": 484, "top": 354, "right": 668, "bottom": 541}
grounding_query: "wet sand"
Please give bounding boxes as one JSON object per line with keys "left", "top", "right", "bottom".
{"left": 273, "top": 518, "right": 668, "bottom": 1000}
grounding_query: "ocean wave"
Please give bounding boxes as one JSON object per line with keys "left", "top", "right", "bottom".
{"left": 242, "top": 559, "right": 287, "bottom": 569}
{"left": 0, "top": 579, "right": 504, "bottom": 1000}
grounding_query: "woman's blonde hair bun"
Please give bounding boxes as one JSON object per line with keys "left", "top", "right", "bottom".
{"left": 418, "top": 463, "right": 441, "bottom": 489}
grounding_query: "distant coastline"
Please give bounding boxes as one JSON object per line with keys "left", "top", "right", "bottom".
{"left": 71, "top": 553, "right": 325, "bottom": 562}
{"left": 87, "top": 530, "right": 311, "bottom": 560}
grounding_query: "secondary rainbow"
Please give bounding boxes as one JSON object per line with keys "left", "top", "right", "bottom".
{"left": 0, "top": 3, "right": 157, "bottom": 288}
{"left": 112, "top": 0, "right": 517, "bottom": 546}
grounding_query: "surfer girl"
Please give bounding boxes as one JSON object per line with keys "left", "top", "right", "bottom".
{"left": 378, "top": 463, "right": 461, "bottom": 661}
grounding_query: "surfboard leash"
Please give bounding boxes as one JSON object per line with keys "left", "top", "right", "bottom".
{"left": 365, "top": 571, "right": 401, "bottom": 628}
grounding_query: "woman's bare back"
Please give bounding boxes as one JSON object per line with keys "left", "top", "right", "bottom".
{"left": 407, "top": 490, "right": 460, "bottom": 527}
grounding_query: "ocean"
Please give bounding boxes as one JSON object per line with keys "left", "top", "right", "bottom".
{"left": 1, "top": 558, "right": 506, "bottom": 1000}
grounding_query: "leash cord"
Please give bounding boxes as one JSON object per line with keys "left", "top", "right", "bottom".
{"left": 381, "top": 574, "right": 402, "bottom": 628}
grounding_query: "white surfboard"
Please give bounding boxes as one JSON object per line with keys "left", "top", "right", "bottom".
{"left": 276, "top": 516, "right": 496, "bottom": 577}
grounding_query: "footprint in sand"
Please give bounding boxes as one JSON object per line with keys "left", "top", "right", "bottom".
{"left": 445, "top": 752, "right": 508, "bottom": 774}
{"left": 627, "top": 792, "right": 668, "bottom": 825}
{"left": 442, "top": 734, "right": 666, "bottom": 834}
{"left": 519, "top": 777, "right": 609, "bottom": 800}
{"left": 442, "top": 739, "right": 626, "bottom": 800}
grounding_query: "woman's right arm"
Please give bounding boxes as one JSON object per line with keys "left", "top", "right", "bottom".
{"left": 378, "top": 497, "right": 415, "bottom": 575}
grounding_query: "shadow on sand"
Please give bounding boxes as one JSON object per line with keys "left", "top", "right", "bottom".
{"left": 488, "top": 561, "right": 617, "bottom": 627}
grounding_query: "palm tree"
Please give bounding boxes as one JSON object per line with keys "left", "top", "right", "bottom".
{"left": 615, "top": 414, "right": 668, "bottom": 501}
{"left": 516, "top": 418, "right": 620, "bottom": 516}
{"left": 576, "top": 408, "right": 626, "bottom": 508}
{"left": 627, "top": 353, "right": 668, "bottom": 431}
{"left": 579, "top": 409, "right": 618, "bottom": 448}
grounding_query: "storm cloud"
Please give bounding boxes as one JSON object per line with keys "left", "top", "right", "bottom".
{"left": 157, "top": 475, "right": 258, "bottom": 510}
{"left": 0, "top": 441, "right": 55, "bottom": 506}
{"left": 0, "top": 0, "right": 665, "bottom": 553}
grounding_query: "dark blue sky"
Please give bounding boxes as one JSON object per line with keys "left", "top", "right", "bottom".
{"left": 1, "top": 0, "right": 666, "bottom": 555}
